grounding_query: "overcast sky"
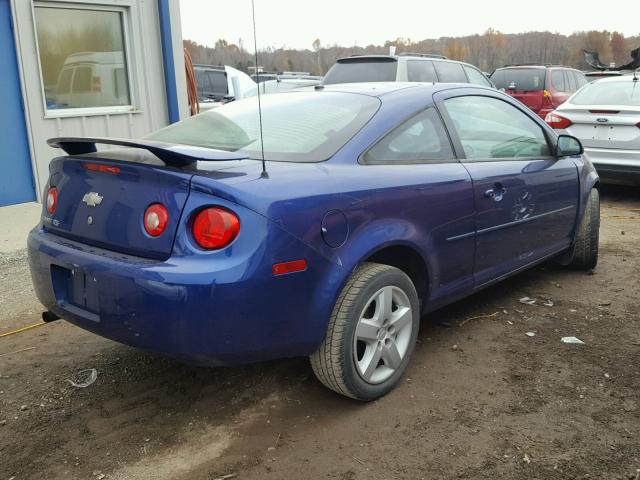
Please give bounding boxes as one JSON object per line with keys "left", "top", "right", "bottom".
{"left": 179, "top": 0, "right": 639, "bottom": 51}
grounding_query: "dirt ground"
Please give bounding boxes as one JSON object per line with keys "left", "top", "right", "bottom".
{"left": 1, "top": 185, "right": 638, "bottom": 480}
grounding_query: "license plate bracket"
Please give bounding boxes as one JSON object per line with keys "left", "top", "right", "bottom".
{"left": 51, "top": 265, "right": 100, "bottom": 315}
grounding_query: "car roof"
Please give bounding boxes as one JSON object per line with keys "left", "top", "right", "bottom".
{"left": 335, "top": 54, "right": 481, "bottom": 69}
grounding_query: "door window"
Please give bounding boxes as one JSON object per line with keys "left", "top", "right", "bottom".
{"left": 442, "top": 95, "right": 551, "bottom": 159}
{"left": 34, "top": 5, "right": 132, "bottom": 113}
{"left": 363, "top": 108, "right": 454, "bottom": 163}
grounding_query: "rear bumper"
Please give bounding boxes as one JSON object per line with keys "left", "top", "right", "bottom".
{"left": 27, "top": 221, "right": 340, "bottom": 366}
{"left": 584, "top": 147, "right": 640, "bottom": 186}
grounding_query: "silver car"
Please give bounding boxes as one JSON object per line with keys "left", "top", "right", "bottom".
{"left": 545, "top": 73, "right": 640, "bottom": 186}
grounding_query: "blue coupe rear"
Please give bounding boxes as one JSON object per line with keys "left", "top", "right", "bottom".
{"left": 28, "top": 83, "right": 600, "bottom": 399}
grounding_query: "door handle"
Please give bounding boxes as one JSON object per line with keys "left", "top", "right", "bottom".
{"left": 484, "top": 183, "right": 507, "bottom": 202}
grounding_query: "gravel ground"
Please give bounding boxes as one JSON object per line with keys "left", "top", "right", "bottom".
{"left": 0, "top": 185, "right": 638, "bottom": 480}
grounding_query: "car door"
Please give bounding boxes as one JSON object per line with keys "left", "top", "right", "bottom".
{"left": 435, "top": 90, "right": 579, "bottom": 287}
{"left": 361, "top": 106, "right": 476, "bottom": 307}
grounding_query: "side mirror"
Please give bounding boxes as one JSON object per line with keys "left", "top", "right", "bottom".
{"left": 556, "top": 135, "right": 583, "bottom": 157}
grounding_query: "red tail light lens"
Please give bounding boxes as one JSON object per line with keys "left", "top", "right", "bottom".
{"left": 83, "top": 163, "right": 121, "bottom": 174}
{"left": 636, "top": 121, "right": 640, "bottom": 129}
{"left": 192, "top": 207, "right": 240, "bottom": 250}
{"left": 545, "top": 112, "right": 572, "bottom": 129}
{"left": 144, "top": 204, "right": 169, "bottom": 237}
{"left": 46, "top": 187, "right": 58, "bottom": 215}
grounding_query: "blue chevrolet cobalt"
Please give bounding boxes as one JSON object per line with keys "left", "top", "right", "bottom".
{"left": 28, "top": 83, "right": 600, "bottom": 400}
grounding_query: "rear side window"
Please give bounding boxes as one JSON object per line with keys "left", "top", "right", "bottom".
{"left": 363, "top": 108, "right": 454, "bottom": 163}
{"left": 196, "top": 69, "right": 228, "bottom": 97}
{"left": 490, "top": 68, "right": 545, "bottom": 91}
{"left": 551, "top": 71, "right": 565, "bottom": 92}
{"left": 464, "top": 66, "right": 492, "bottom": 87}
{"left": 442, "top": 95, "right": 551, "bottom": 159}
{"left": 323, "top": 59, "right": 398, "bottom": 84}
{"left": 434, "top": 61, "right": 467, "bottom": 83}
{"left": 207, "top": 71, "right": 228, "bottom": 93}
{"left": 564, "top": 70, "right": 577, "bottom": 92}
{"left": 407, "top": 60, "right": 437, "bottom": 82}
{"left": 573, "top": 71, "right": 588, "bottom": 89}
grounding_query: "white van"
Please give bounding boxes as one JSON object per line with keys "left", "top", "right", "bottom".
{"left": 53, "top": 52, "right": 129, "bottom": 109}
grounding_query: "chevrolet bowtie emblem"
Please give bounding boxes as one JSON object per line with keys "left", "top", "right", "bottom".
{"left": 82, "top": 192, "right": 103, "bottom": 207}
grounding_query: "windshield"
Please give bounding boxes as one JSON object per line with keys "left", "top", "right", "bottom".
{"left": 146, "top": 92, "right": 380, "bottom": 162}
{"left": 570, "top": 80, "right": 640, "bottom": 106}
{"left": 323, "top": 59, "right": 397, "bottom": 84}
{"left": 491, "top": 68, "right": 546, "bottom": 91}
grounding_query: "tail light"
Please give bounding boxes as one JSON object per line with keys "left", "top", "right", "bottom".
{"left": 545, "top": 112, "right": 572, "bottom": 129}
{"left": 83, "top": 163, "right": 121, "bottom": 174}
{"left": 192, "top": 207, "right": 240, "bottom": 250}
{"left": 543, "top": 89, "right": 552, "bottom": 98}
{"left": 144, "top": 204, "right": 169, "bottom": 237}
{"left": 46, "top": 187, "right": 58, "bottom": 215}
{"left": 636, "top": 121, "right": 640, "bottom": 129}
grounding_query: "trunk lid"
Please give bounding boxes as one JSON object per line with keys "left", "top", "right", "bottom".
{"left": 560, "top": 104, "right": 640, "bottom": 150}
{"left": 44, "top": 155, "right": 193, "bottom": 260}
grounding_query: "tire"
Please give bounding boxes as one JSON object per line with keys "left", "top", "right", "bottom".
{"left": 569, "top": 188, "right": 600, "bottom": 270}
{"left": 310, "top": 262, "right": 420, "bottom": 401}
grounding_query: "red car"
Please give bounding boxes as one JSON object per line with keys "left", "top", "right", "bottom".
{"left": 490, "top": 65, "right": 588, "bottom": 118}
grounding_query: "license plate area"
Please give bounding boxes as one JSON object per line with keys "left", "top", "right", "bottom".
{"left": 594, "top": 124, "right": 616, "bottom": 140}
{"left": 51, "top": 265, "right": 100, "bottom": 315}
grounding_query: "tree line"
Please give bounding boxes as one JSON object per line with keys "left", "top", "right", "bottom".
{"left": 184, "top": 29, "right": 640, "bottom": 75}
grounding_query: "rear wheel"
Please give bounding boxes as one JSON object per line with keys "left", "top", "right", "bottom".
{"left": 569, "top": 188, "right": 600, "bottom": 270}
{"left": 310, "top": 263, "right": 419, "bottom": 400}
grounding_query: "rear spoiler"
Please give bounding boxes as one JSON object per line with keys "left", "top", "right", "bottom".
{"left": 47, "top": 137, "right": 248, "bottom": 167}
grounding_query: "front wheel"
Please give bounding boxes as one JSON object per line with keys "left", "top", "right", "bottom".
{"left": 569, "top": 188, "right": 600, "bottom": 270}
{"left": 310, "top": 263, "right": 420, "bottom": 400}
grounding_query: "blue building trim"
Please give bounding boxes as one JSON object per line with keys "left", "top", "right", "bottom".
{"left": 158, "top": 0, "right": 180, "bottom": 124}
{"left": 0, "top": 0, "right": 36, "bottom": 206}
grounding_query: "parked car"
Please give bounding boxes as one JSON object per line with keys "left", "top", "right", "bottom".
{"left": 491, "top": 65, "right": 588, "bottom": 118}
{"left": 323, "top": 53, "right": 495, "bottom": 88}
{"left": 545, "top": 73, "right": 640, "bottom": 185}
{"left": 31, "top": 83, "right": 599, "bottom": 401}
{"left": 194, "top": 64, "right": 255, "bottom": 110}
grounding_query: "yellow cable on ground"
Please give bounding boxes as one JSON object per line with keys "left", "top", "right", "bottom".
{"left": 0, "top": 322, "right": 46, "bottom": 338}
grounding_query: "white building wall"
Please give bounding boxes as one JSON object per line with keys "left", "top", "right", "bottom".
{"left": 11, "top": 0, "right": 187, "bottom": 199}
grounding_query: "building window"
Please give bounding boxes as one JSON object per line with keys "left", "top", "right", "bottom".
{"left": 33, "top": 4, "right": 133, "bottom": 114}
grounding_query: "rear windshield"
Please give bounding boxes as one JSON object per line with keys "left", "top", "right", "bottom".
{"left": 570, "top": 80, "right": 640, "bottom": 106}
{"left": 145, "top": 92, "right": 380, "bottom": 162}
{"left": 491, "top": 68, "right": 546, "bottom": 91}
{"left": 323, "top": 59, "right": 397, "bottom": 84}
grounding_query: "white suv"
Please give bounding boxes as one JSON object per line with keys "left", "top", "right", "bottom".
{"left": 323, "top": 53, "right": 494, "bottom": 88}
